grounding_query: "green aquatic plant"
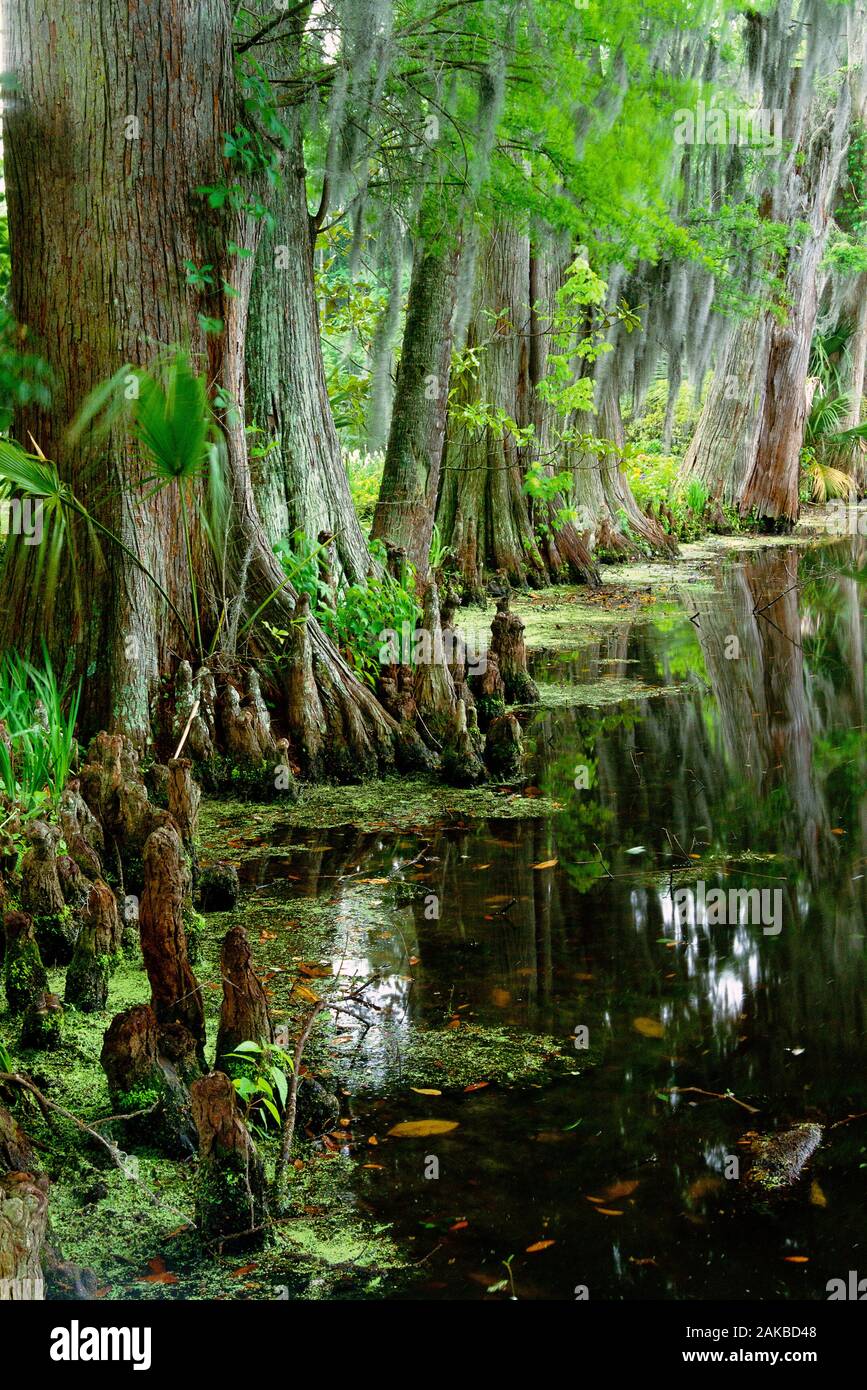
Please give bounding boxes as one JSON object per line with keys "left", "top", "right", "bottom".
{"left": 222, "top": 1039, "right": 292, "bottom": 1134}
{"left": 0, "top": 644, "right": 81, "bottom": 815}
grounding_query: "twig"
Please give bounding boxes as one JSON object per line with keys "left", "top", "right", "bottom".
{"left": 172, "top": 699, "right": 200, "bottom": 760}
{"left": 666, "top": 1085, "right": 760, "bottom": 1116}
{"left": 0, "top": 1071, "right": 157, "bottom": 1168}
{"left": 830, "top": 1111, "right": 867, "bottom": 1130}
{"left": 274, "top": 1002, "right": 326, "bottom": 1191}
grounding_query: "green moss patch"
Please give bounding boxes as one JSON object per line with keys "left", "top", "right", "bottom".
{"left": 351, "top": 1020, "right": 584, "bottom": 1094}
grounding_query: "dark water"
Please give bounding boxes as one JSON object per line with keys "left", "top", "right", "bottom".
{"left": 246, "top": 540, "right": 867, "bottom": 1300}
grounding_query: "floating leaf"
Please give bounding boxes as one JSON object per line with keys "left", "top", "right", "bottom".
{"left": 532, "top": 858, "right": 559, "bottom": 870}
{"left": 387, "top": 1119, "right": 459, "bottom": 1138}
{"left": 632, "top": 1016, "right": 665, "bottom": 1038}
{"left": 809, "top": 1181, "right": 827, "bottom": 1208}
{"left": 138, "top": 1257, "right": 179, "bottom": 1285}
{"left": 603, "top": 1179, "right": 640, "bottom": 1200}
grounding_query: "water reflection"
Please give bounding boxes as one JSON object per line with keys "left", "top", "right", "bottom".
{"left": 242, "top": 539, "right": 867, "bottom": 1299}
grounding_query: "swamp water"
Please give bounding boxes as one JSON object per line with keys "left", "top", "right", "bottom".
{"left": 206, "top": 538, "right": 866, "bottom": 1301}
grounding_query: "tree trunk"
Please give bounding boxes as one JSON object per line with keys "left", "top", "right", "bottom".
{"left": 138, "top": 826, "right": 206, "bottom": 1069}
{"left": 0, "top": 0, "right": 407, "bottom": 779}
{"left": 64, "top": 880, "right": 121, "bottom": 1013}
{"left": 372, "top": 240, "right": 460, "bottom": 575}
{"left": 190, "top": 1071, "right": 268, "bottom": 1250}
{"left": 100, "top": 1003, "right": 198, "bottom": 1158}
{"left": 572, "top": 380, "right": 676, "bottom": 554}
{"left": 246, "top": 118, "right": 371, "bottom": 584}
{"left": 215, "top": 925, "right": 273, "bottom": 1066}
{"left": 740, "top": 89, "right": 850, "bottom": 523}
{"left": 437, "top": 224, "right": 598, "bottom": 593}
{"left": 0, "top": 1172, "right": 48, "bottom": 1301}
{"left": 3, "top": 910, "right": 48, "bottom": 1015}
{"left": 0, "top": 0, "right": 236, "bottom": 737}
{"left": 680, "top": 309, "right": 769, "bottom": 505}
{"left": 683, "top": 4, "right": 852, "bottom": 524}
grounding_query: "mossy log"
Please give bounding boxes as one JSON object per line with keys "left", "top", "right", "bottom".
{"left": 3, "top": 910, "right": 49, "bottom": 1014}
{"left": 490, "top": 595, "right": 539, "bottom": 704}
{"left": 190, "top": 1071, "right": 268, "bottom": 1249}
{"left": 100, "top": 1004, "right": 197, "bottom": 1158}
{"left": 65, "top": 881, "right": 122, "bottom": 1013}
{"left": 0, "top": 1171, "right": 48, "bottom": 1300}
{"left": 138, "top": 825, "right": 206, "bottom": 1069}
{"left": 215, "top": 925, "right": 273, "bottom": 1066}
{"left": 744, "top": 1122, "right": 823, "bottom": 1196}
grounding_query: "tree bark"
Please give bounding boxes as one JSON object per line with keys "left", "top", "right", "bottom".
{"left": 740, "top": 90, "right": 850, "bottom": 523}
{"left": 100, "top": 1003, "right": 198, "bottom": 1158}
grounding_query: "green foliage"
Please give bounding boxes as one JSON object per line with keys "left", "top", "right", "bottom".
{"left": 316, "top": 225, "right": 391, "bottom": 447}
{"left": 623, "top": 377, "right": 701, "bottom": 457}
{"left": 624, "top": 449, "right": 724, "bottom": 540}
{"left": 0, "top": 644, "right": 80, "bottom": 816}
{"left": 798, "top": 330, "right": 867, "bottom": 501}
{"left": 685, "top": 479, "right": 709, "bottom": 516}
{"left": 824, "top": 120, "right": 867, "bottom": 274}
{"left": 428, "top": 522, "right": 454, "bottom": 572}
{"left": 623, "top": 449, "right": 680, "bottom": 513}
{"left": 344, "top": 449, "right": 385, "bottom": 528}
{"left": 536, "top": 257, "right": 640, "bottom": 416}
{"left": 222, "top": 1039, "right": 292, "bottom": 1134}
{"left": 275, "top": 534, "right": 421, "bottom": 687}
{"left": 319, "top": 541, "right": 421, "bottom": 687}
{"left": 70, "top": 350, "right": 229, "bottom": 657}
{"left": 0, "top": 306, "right": 52, "bottom": 433}
{"left": 273, "top": 529, "right": 329, "bottom": 607}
